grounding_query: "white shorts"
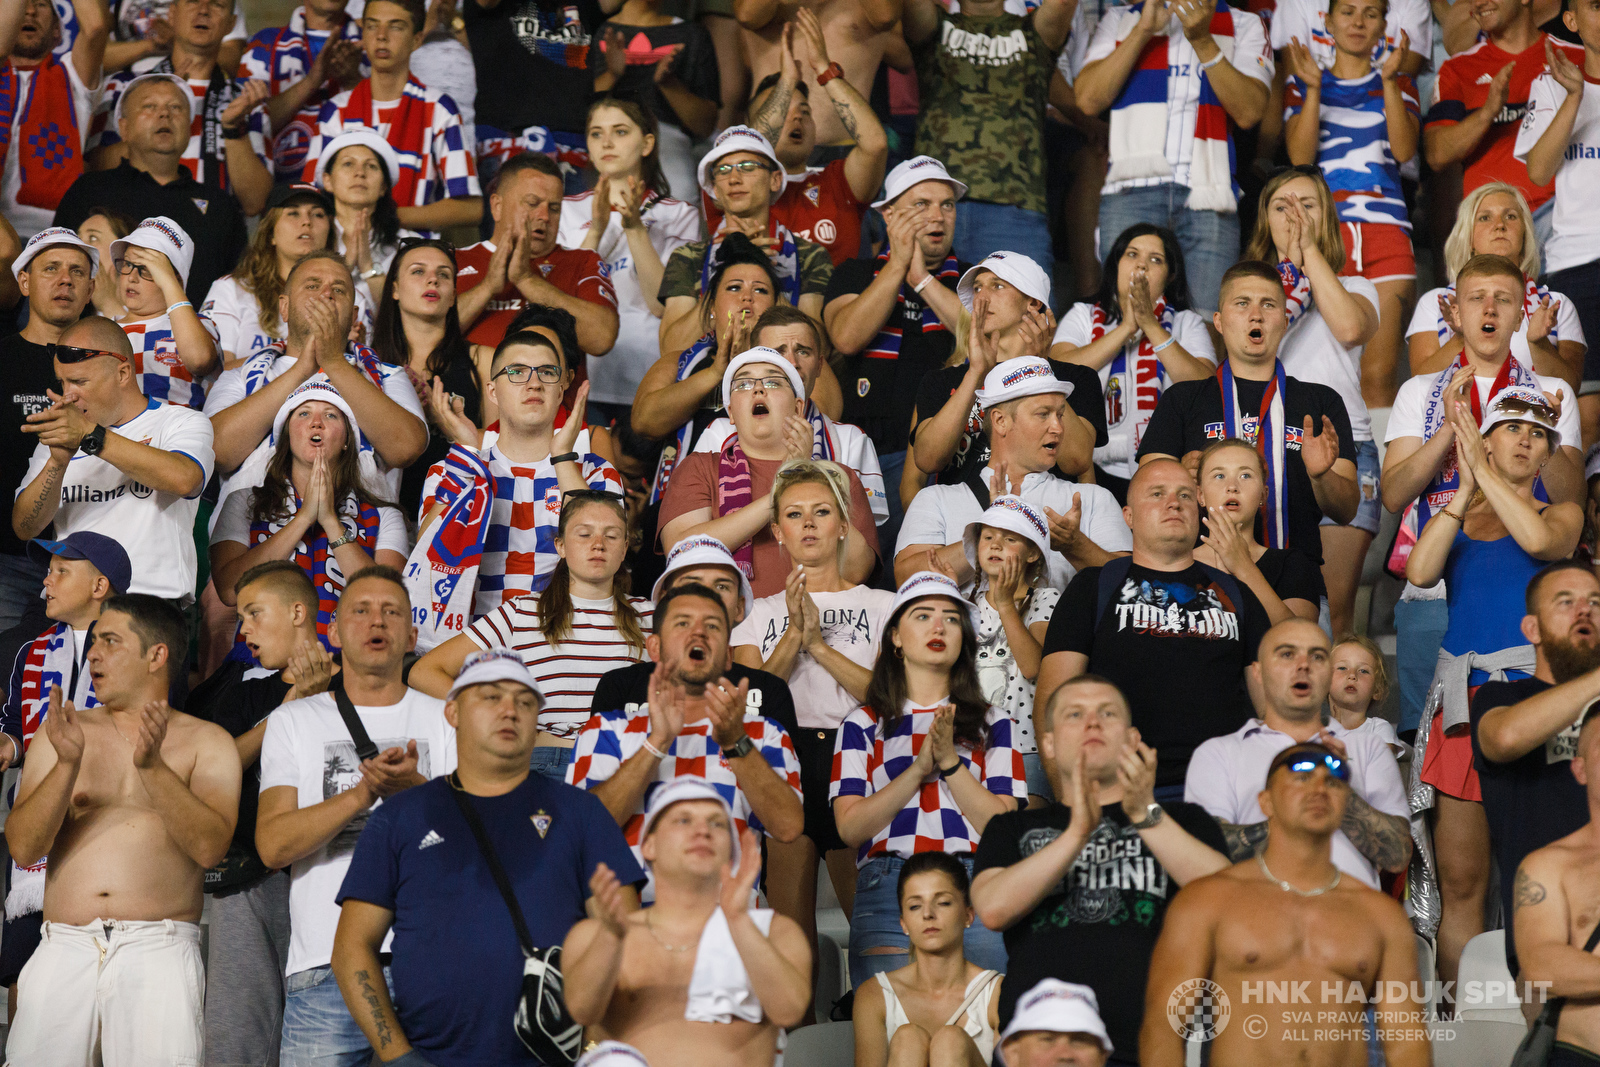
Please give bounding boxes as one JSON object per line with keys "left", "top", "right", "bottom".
{"left": 5, "top": 918, "right": 204, "bottom": 1067}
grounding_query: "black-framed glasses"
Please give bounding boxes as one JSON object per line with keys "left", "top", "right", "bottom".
{"left": 729, "top": 375, "right": 793, "bottom": 393}
{"left": 1272, "top": 751, "right": 1350, "bottom": 782}
{"left": 114, "top": 258, "right": 152, "bottom": 281}
{"left": 713, "top": 160, "right": 775, "bottom": 178}
{"left": 491, "top": 363, "right": 563, "bottom": 385}
{"left": 48, "top": 343, "right": 128, "bottom": 364}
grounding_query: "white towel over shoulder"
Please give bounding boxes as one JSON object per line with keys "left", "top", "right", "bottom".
{"left": 684, "top": 906, "right": 776, "bottom": 1024}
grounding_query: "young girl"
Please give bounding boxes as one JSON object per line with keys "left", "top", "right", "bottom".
{"left": 852, "top": 853, "right": 1001, "bottom": 1067}
{"left": 561, "top": 97, "right": 699, "bottom": 423}
{"left": 831, "top": 571, "right": 1026, "bottom": 986}
{"left": 1330, "top": 634, "right": 1409, "bottom": 761}
{"left": 732, "top": 460, "right": 895, "bottom": 976}
{"left": 112, "top": 216, "right": 219, "bottom": 410}
{"left": 410, "top": 491, "right": 649, "bottom": 781}
{"left": 962, "top": 497, "right": 1058, "bottom": 799}
{"left": 1192, "top": 439, "right": 1323, "bottom": 625}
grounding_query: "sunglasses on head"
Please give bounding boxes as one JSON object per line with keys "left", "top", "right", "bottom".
{"left": 1272, "top": 750, "right": 1351, "bottom": 782}
{"left": 48, "top": 343, "right": 128, "bottom": 364}
{"left": 1490, "top": 396, "right": 1558, "bottom": 425}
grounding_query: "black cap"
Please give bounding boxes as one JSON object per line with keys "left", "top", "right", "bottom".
{"left": 265, "top": 182, "right": 334, "bottom": 215}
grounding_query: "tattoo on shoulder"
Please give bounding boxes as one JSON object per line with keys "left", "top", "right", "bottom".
{"left": 1222, "top": 821, "right": 1268, "bottom": 862}
{"left": 1515, "top": 867, "right": 1548, "bottom": 910}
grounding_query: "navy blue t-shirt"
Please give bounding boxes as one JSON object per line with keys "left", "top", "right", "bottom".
{"left": 338, "top": 774, "right": 644, "bottom": 1067}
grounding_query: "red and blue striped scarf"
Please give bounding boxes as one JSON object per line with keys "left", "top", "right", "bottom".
{"left": 1092, "top": 298, "right": 1171, "bottom": 430}
{"left": 862, "top": 247, "right": 961, "bottom": 360}
{"left": 1218, "top": 359, "right": 1290, "bottom": 549}
{"left": 247, "top": 492, "right": 381, "bottom": 644}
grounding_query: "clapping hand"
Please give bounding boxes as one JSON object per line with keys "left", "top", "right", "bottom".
{"left": 1547, "top": 38, "right": 1584, "bottom": 96}
{"left": 706, "top": 676, "right": 751, "bottom": 750}
{"left": 600, "top": 25, "right": 629, "bottom": 81}
{"left": 428, "top": 376, "right": 483, "bottom": 449}
{"left": 1117, "top": 731, "right": 1159, "bottom": 822}
{"left": 220, "top": 79, "right": 269, "bottom": 127}
{"left": 1044, "top": 493, "right": 1083, "bottom": 553}
{"left": 44, "top": 686, "right": 85, "bottom": 766}
{"left": 284, "top": 639, "right": 335, "bottom": 700}
{"left": 1447, "top": 398, "right": 1486, "bottom": 484}
{"left": 1175, "top": 0, "right": 1218, "bottom": 43}
{"left": 552, "top": 380, "right": 589, "bottom": 458}
{"left": 1201, "top": 504, "right": 1254, "bottom": 575}
{"left": 1067, "top": 748, "right": 1102, "bottom": 838}
{"left": 1379, "top": 29, "right": 1411, "bottom": 83}
{"left": 361, "top": 740, "right": 422, "bottom": 797}
{"left": 783, "top": 401, "right": 813, "bottom": 463}
{"left": 928, "top": 704, "right": 959, "bottom": 774}
{"left": 590, "top": 863, "right": 633, "bottom": 938}
{"left": 1300, "top": 415, "right": 1341, "bottom": 479}
{"left": 132, "top": 701, "right": 172, "bottom": 771}
{"left": 1527, "top": 295, "right": 1560, "bottom": 345}
{"left": 1017, "top": 305, "right": 1057, "bottom": 359}
{"left": 720, "top": 827, "right": 764, "bottom": 915}
{"left": 1286, "top": 36, "right": 1322, "bottom": 86}
{"left": 646, "top": 661, "right": 686, "bottom": 751}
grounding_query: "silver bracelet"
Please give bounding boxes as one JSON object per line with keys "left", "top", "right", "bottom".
{"left": 1150, "top": 335, "right": 1178, "bottom": 354}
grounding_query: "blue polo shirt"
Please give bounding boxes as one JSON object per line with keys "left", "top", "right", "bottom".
{"left": 338, "top": 773, "right": 644, "bottom": 1066}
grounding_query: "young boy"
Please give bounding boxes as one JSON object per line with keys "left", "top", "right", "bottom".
{"left": 1284, "top": 0, "right": 1420, "bottom": 408}
{"left": 301, "top": 0, "right": 481, "bottom": 232}
{"left": 112, "top": 216, "right": 218, "bottom": 410}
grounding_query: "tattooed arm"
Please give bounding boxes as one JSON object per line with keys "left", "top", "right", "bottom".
{"left": 1219, "top": 821, "right": 1269, "bottom": 862}
{"left": 1340, "top": 792, "right": 1412, "bottom": 873}
{"left": 332, "top": 901, "right": 414, "bottom": 1059}
{"left": 1515, "top": 849, "right": 1600, "bottom": 999}
{"left": 12, "top": 454, "right": 67, "bottom": 541}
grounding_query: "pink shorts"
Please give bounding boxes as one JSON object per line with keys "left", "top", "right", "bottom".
{"left": 1338, "top": 221, "right": 1417, "bottom": 284}
{"left": 1418, "top": 707, "right": 1482, "bottom": 802}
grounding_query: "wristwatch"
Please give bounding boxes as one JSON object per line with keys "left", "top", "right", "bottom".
{"left": 1130, "top": 803, "right": 1165, "bottom": 830}
{"left": 816, "top": 61, "right": 844, "bottom": 86}
{"left": 79, "top": 425, "right": 107, "bottom": 456}
{"left": 327, "top": 533, "right": 357, "bottom": 549}
{"left": 721, "top": 735, "right": 756, "bottom": 761}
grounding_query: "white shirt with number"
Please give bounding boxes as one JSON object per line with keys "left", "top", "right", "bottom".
{"left": 1515, "top": 71, "right": 1600, "bottom": 275}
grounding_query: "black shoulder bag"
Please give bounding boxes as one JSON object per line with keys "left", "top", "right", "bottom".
{"left": 1510, "top": 919, "right": 1600, "bottom": 1067}
{"left": 333, "top": 683, "right": 380, "bottom": 763}
{"left": 447, "top": 777, "right": 582, "bottom": 1066}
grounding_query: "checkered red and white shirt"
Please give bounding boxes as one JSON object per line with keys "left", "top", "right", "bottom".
{"left": 830, "top": 701, "right": 1026, "bottom": 865}
{"left": 567, "top": 708, "right": 803, "bottom": 891}
{"left": 120, "top": 313, "right": 213, "bottom": 411}
{"left": 238, "top": 6, "right": 367, "bottom": 178}
{"left": 302, "top": 75, "right": 479, "bottom": 208}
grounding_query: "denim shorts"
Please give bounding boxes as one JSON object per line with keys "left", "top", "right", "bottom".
{"left": 1021, "top": 751, "right": 1054, "bottom": 801}
{"left": 1319, "top": 439, "right": 1381, "bottom": 536}
{"left": 530, "top": 745, "right": 575, "bottom": 782}
{"left": 848, "top": 854, "right": 1008, "bottom": 988}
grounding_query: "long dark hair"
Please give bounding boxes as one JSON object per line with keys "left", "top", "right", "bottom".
{"left": 698, "top": 233, "right": 784, "bottom": 336}
{"left": 327, "top": 142, "right": 402, "bottom": 251}
{"left": 538, "top": 492, "right": 645, "bottom": 652}
{"left": 586, "top": 95, "right": 671, "bottom": 201}
{"left": 1093, "top": 223, "right": 1192, "bottom": 321}
{"left": 865, "top": 597, "right": 989, "bottom": 749}
{"left": 372, "top": 238, "right": 472, "bottom": 381}
{"left": 249, "top": 402, "right": 392, "bottom": 526}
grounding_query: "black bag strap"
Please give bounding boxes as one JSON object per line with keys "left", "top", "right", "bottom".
{"left": 448, "top": 776, "right": 536, "bottom": 957}
{"left": 332, "top": 683, "right": 379, "bottom": 763}
{"left": 964, "top": 461, "right": 991, "bottom": 512}
{"left": 1535, "top": 917, "right": 1600, "bottom": 1027}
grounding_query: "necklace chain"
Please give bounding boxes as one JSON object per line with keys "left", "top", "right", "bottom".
{"left": 645, "top": 909, "right": 695, "bottom": 953}
{"left": 1256, "top": 852, "right": 1342, "bottom": 897}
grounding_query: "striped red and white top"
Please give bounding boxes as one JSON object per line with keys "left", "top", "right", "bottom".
{"left": 465, "top": 593, "right": 651, "bottom": 739}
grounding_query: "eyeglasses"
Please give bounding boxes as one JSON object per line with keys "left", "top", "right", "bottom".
{"left": 48, "top": 343, "right": 128, "bottom": 364}
{"left": 492, "top": 363, "right": 563, "bottom": 385}
{"left": 1274, "top": 752, "right": 1351, "bottom": 782}
{"left": 729, "top": 376, "right": 793, "bottom": 393}
{"left": 114, "top": 258, "right": 152, "bottom": 281}
{"left": 713, "top": 161, "right": 774, "bottom": 178}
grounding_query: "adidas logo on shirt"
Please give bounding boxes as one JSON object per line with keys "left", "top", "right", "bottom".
{"left": 419, "top": 830, "right": 444, "bottom": 850}
{"left": 1476, "top": 73, "right": 1493, "bottom": 84}
{"left": 457, "top": 265, "right": 479, "bottom": 276}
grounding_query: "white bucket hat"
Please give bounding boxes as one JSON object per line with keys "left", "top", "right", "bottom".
{"left": 999, "top": 979, "right": 1113, "bottom": 1053}
{"left": 974, "top": 356, "right": 1073, "bottom": 412}
{"left": 721, "top": 347, "right": 805, "bottom": 410}
{"left": 888, "top": 571, "right": 980, "bottom": 630}
{"left": 13, "top": 226, "right": 98, "bottom": 281}
{"left": 315, "top": 129, "right": 402, "bottom": 191}
{"left": 447, "top": 648, "right": 545, "bottom": 705}
{"left": 642, "top": 777, "right": 741, "bottom": 867}
{"left": 962, "top": 496, "right": 1052, "bottom": 575}
{"left": 651, "top": 535, "right": 755, "bottom": 619}
{"left": 956, "top": 251, "right": 1051, "bottom": 311}
{"left": 111, "top": 215, "right": 194, "bottom": 287}
{"left": 271, "top": 377, "right": 361, "bottom": 444}
{"left": 1480, "top": 386, "right": 1561, "bottom": 451}
{"left": 696, "top": 125, "right": 782, "bottom": 193}
{"left": 871, "top": 155, "right": 968, "bottom": 210}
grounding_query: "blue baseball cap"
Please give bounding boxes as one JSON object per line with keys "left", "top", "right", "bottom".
{"left": 30, "top": 532, "right": 132, "bottom": 595}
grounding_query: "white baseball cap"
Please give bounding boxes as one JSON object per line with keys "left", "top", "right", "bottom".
{"left": 1479, "top": 386, "right": 1561, "bottom": 450}
{"left": 651, "top": 535, "right": 755, "bottom": 619}
{"left": 447, "top": 648, "right": 545, "bottom": 706}
{"left": 642, "top": 777, "right": 740, "bottom": 867}
{"left": 271, "top": 376, "right": 361, "bottom": 444}
{"left": 975, "top": 356, "right": 1073, "bottom": 412}
{"left": 13, "top": 226, "right": 98, "bottom": 281}
{"left": 999, "top": 979, "right": 1113, "bottom": 1053}
{"left": 315, "top": 129, "right": 402, "bottom": 191}
{"left": 110, "top": 215, "right": 194, "bottom": 287}
{"left": 721, "top": 347, "right": 805, "bottom": 410}
{"left": 696, "top": 125, "right": 782, "bottom": 193}
{"left": 962, "top": 496, "right": 1052, "bottom": 575}
{"left": 888, "top": 571, "right": 980, "bottom": 630}
{"left": 112, "top": 72, "right": 196, "bottom": 130}
{"left": 871, "top": 155, "right": 968, "bottom": 210}
{"left": 577, "top": 1042, "right": 652, "bottom": 1067}
{"left": 957, "top": 251, "right": 1051, "bottom": 311}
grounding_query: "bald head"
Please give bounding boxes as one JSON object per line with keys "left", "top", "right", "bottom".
{"left": 1128, "top": 457, "right": 1191, "bottom": 496}
{"left": 60, "top": 316, "right": 135, "bottom": 359}
{"left": 1123, "top": 458, "right": 1199, "bottom": 559}
{"left": 1254, "top": 617, "right": 1333, "bottom": 723}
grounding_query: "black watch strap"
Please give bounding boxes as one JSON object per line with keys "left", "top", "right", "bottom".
{"left": 937, "top": 761, "right": 961, "bottom": 779}
{"left": 80, "top": 425, "right": 107, "bottom": 455}
{"left": 550, "top": 451, "right": 580, "bottom": 465}
{"left": 722, "top": 734, "right": 755, "bottom": 760}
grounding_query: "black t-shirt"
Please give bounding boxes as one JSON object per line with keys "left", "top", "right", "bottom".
{"left": 589, "top": 660, "right": 798, "bottom": 737}
{"left": 913, "top": 360, "right": 1108, "bottom": 483}
{"left": 1470, "top": 677, "right": 1589, "bottom": 974}
{"left": 54, "top": 163, "right": 247, "bottom": 308}
{"left": 1254, "top": 546, "right": 1327, "bottom": 605}
{"left": 187, "top": 660, "right": 292, "bottom": 893}
{"left": 825, "top": 258, "right": 969, "bottom": 454}
{"left": 1041, "top": 561, "right": 1271, "bottom": 786}
{"left": 973, "top": 801, "right": 1227, "bottom": 1057}
{"left": 588, "top": 19, "right": 719, "bottom": 138}
{"left": 1136, "top": 375, "right": 1355, "bottom": 567}
{"left": 465, "top": 0, "right": 606, "bottom": 134}
{"left": 0, "top": 334, "right": 59, "bottom": 557}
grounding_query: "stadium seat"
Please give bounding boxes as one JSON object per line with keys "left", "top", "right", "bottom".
{"left": 1431, "top": 1018, "right": 1527, "bottom": 1067}
{"left": 1416, "top": 934, "right": 1438, "bottom": 1020}
{"left": 1456, "top": 931, "right": 1527, "bottom": 1022}
{"left": 785, "top": 1020, "right": 854, "bottom": 1067}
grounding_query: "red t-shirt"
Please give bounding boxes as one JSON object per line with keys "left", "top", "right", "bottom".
{"left": 1425, "top": 34, "right": 1582, "bottom": 209}
{"left": 704, "top": 159, "right": 863, "bottom": 266}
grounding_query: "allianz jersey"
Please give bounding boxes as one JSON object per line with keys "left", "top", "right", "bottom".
{"left": 703, "top": 160, "right": 864, "bottom": 267}
{"left": 1285, "top": 69, "right": 1418, "bottom": 228}
{"left": 302, "top": 77, "right": 481, "bottom": 208}
{"left": 120, "top": 313, "right": 214, "bottom": 410}
{"left": 18, "top": 400, "right": 215, "bottom": 602}
{"left": 454, "top": 241, "right": 617, "bottom": 349}
{"left": 239, "top": 9, "right": 368, "bottom": 177}
{"left": 1269, "top": 0, "right": 1432, "bottom": 71}
{"left": 90, "top": 68, "right": 271, "bottom": 191}
{"left": 1515, "top": 72, "right": 1600, "bottom": 274}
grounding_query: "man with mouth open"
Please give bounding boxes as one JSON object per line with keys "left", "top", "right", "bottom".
{"left": 569, "top": 582, "right": 805, "bottom": 898}
{"left": 254, "top": 565, "right": 456, "bottom": 1064}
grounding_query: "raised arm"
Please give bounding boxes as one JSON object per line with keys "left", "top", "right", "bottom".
{"left": 795, "top": 12, "right": 888, "bottom": 201}
{"left": 723, "top": 832, "right": 812, "bottom": 1028}
{"left": 1032, "top": 0, "right": 1078, "bottom": 54}
{"left": 561, "top": 866, "right": 633, "bottom": 1026}
{"left": 317, "top": 351, "right": 428, "bottom": 469}
{"left": 210, "top": 357, "right": 320, "bottom": 474}
{"left": 134, "top": 709, "right": 241, "bottom": 869}
{"left": 1425, "top": 61, "right": 1511, "bottom": 170}
{"left": 68, "top": 0, "right": 110, "bottom": 89}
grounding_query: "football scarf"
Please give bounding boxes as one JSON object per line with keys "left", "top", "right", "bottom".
{"left": 1218, "top": 358, "right": 1289, "bottom": 549}
{"left": 404, "top": 444, "right": 494, "bottom": 653}
{"left": 1092, "top": 297, "right": 1172, "bottom": 431}
{"left": 862, "top": 245, "right": 961, "bottom": 360}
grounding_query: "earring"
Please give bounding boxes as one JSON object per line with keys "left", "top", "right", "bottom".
{"left": 894, "top": 646, "right": 904, "bottom": 659}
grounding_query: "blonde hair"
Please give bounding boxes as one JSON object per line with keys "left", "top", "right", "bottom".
{"left": 1245, "top": 167, "right": 1346, "bottom": 273}
{"left": 233, "top": 203, "right": 336, "bottom": 339}
{"left": 1333, "top": 633, "right": 1390, "bottom": 708}
{"left": 771, "top": 459, "right": 854, "bottom": 573}
{"left": 948, "top": 306, "right": 974, "bottom": 368}
{"left": 1445, "top": 182, "right": 1541, "bottom": 282}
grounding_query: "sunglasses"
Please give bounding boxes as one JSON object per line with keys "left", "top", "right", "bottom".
{"left": 1489, "top": 396, "right": 1558, "bottom": 425}
{"left": 713, "top": 160, "right": 775, "bottom": 177}
{"left": 1273, "top": 752, "right": 1351, "bottom": 782}
{"left": 48, "top": 343, "right": 128, "bottom": 364}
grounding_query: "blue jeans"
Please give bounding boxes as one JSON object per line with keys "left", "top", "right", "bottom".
{"left": 848, "top": 855, "right": 1008, "bottom": 988}
{"left": 1532, "top": 196, "right": 1556, "bottom": 270}
{"left": 1395, "top": 598, "right": 1448, "bottom": 735}
{"left": 281, "top": 964, "right": 393, "bottom": 1067}
{"left": 1098, "top": 185, "right": 1240, "bottom": 313}
{"left": 530, "top": 744, "right": 575, "bottom": 781}
{"left": 1022, "top": 751, "right": 1054, "bottom": 801}
{"left": 951, "top": 201, "right": 1054, "bottom": 291}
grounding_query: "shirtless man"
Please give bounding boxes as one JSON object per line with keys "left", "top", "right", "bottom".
{"left": 1515, "top": 704, "right": 1600, "bottom": 1059}
{"left": 5, "top": 593, "right": 242, "bottom": 1066}
{"left": 1141, "top": 741, "right": 1427, "bottom": 1067}
{"left": 562, "top": 777, "right": 811, "bottom": 1067}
